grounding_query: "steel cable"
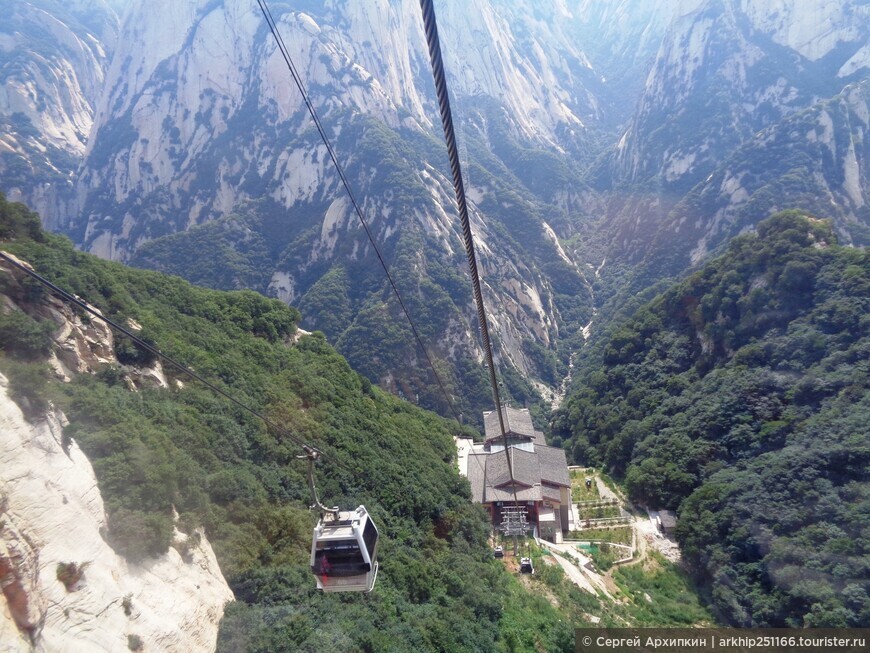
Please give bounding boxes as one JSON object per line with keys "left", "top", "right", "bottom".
{"left": 255, "top": 0, "right": 463, "bottom": 425}
{"left": 418, "top": 0, "right": 521, "bottom": 509}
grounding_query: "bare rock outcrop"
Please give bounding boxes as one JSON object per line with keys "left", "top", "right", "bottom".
{"left": 0, "top": 373, "right": 234, "bottom": 652}
{"left": 0, "top": 253, "right": 233, "bottom": 651}
{"left": 0, "top": 251, "right": 168, "bottom": 389}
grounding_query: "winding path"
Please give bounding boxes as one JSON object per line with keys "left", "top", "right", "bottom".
{"left": 538, "top": 540, "right": 613, "bottom": 599}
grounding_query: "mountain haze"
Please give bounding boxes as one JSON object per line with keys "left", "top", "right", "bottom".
{"left": 0, "top": 0, "right": 118, "bottom": 221}
{"left": 1, "top": 0, "right": 868, "bottom": 441}
{"left": 593, "top": 0, "right": 870, "bottom": 305}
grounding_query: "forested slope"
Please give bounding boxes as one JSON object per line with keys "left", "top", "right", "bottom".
{"left": 552, "top": 211, "right": 870, "bottom": 627}
{"left": 1, "top": 193, "right": 589, "bottom": 652}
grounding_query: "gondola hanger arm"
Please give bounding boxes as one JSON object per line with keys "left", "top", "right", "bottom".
{"left": 299, "top": 446, "right": 340, "bottom": 517}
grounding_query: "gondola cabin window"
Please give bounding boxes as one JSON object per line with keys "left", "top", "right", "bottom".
{"left": 362, "top": 515, "right": 378, "bottom": 560}
{"left": 313, "top": 539, "right": 370, "bottom": 576}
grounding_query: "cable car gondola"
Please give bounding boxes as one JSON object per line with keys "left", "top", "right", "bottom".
{"left": 300, "top": 447, "right": 379, "bottom": 593}
{"left": 310, "top": 505, "right": 379, "bottom": 593}
{"left": 519, "top": 557, "right": 534, "bottom": 574}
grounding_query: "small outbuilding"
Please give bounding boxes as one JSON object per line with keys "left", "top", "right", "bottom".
{"left": 657, "top": 510, "right": 677, "bottom": 536}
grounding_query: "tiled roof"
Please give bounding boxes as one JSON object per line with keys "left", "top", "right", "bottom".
{"left": 484, "top": 449, "right": 543, "bottom": 502}
{"left": 473, "top": 408, "right": 570, "bottom": 508}
{"left": 483, "top": 406, "right": 536, "bottom": 442}
{"left": 472, "top": 447, "right": 570, "bottom": 505}
{"left": 485, "top": 447, "right": 540, "bottom": 488}
{"left": 542, "top": 484, "right": 563, "bottom": 502}
{"left": 487, "top": 484, "right": 542, "bottom": 502}
{"left": 467, "top": 453, "right": 487, "bottom": 503}
{"left": 537, "top": 445, "right": 570, "bottom": 487}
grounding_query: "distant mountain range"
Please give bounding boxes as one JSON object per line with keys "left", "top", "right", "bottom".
{"left": 2, "top": 0, "right": 868, "bottom": 419}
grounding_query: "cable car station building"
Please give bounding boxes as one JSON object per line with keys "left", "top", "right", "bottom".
{"left": 466, "top": 407, "right": 571, "bottom": 543}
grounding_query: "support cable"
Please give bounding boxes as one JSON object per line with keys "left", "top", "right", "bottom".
{"left": 0, "top": 249, "right": 350, "bottom": 472}
{"left": 418, "top": 0, "right": 521, "bottom": 510}
{"left": 254, "top": 0, "right": 463, "bottom": 425}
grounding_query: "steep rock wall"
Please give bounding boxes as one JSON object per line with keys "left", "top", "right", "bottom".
{"left": 0, "top": 252, "right": 233, "bottom": 652}
{"left": 0, "top": 373, "right": 233, "bottom": 652}
{"left": 0, "top": 1, "right": 118, "bottom": 224}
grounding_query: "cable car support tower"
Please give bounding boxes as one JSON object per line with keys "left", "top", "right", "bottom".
{"left": 419, "top": 0, "right": 527, "bottom": 557}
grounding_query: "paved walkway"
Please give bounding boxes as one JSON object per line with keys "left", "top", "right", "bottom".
{"left": 454, "top": 436, "right": 474, "bottom": 477}
{"left": 548, "top": 548, "right": 598, "bottom": 595}
{"left": 569, "top": 499, "right": 579, "bottom": 531}
{"left": 538, "top": 540, "right": 613, "bottom": 599}
{"left": 595, "top": 477, "right": 620, "bottom": 502}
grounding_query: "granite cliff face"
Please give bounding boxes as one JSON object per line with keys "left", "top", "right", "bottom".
{"left": 0, "top": 253, "right": 233, "bottom": 652}
{"left": 0, "top": 1, "right": 118, "bottom": 224}
{"left": 0, "top": 377, "right": 233, "bottom": 652}
{"left": 0, "top": 374, "right": 233, "bottom": 652}
{"left": 69, "top": 0, "right": 605, "bottom": 255}
{"left": 599, "top": 0, "right": 870, "bottom": 277}
{"left": 663, "top": 80, "right": 870, "bottom": 267}
{"left": 3, "top": 0, "right": 870, "bottom": 410}
{"left": 611, "top": 0, "right": 870, "bottom": 192}
{"left": 55, "top": 0, "right": 607, "bottom": 406}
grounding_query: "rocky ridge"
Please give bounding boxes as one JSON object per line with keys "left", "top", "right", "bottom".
{"left": 0, "top": 1, "right": 118, "bottom": 224}
{"left": 0, "top": 253, "right": 233, "bottom": 652}
{"left": 592, "top": 0, "right": 870, "bottom": 297}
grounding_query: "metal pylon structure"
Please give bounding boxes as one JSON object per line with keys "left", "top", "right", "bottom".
{"left": 500, "top": 505, "right": 529, "bottom": 556}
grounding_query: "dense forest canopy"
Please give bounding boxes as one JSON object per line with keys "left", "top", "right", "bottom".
{"left": 2, "top": 193, "right": 712, "bottom": 651}
{"left": 5, "top": 0, "right": 870, "bottom": 645}
{"left": 0, "top": 193, "right": 511, "bottom": 650}
{"left": 552, "top": 211, "right": 870, "bottom": 627}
